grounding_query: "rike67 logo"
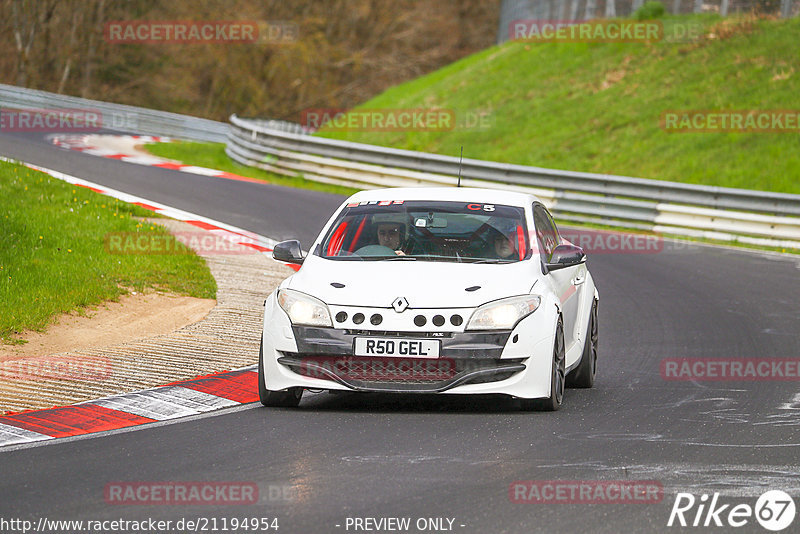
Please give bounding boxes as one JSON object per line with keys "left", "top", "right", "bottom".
{"left": 668, "top": 490, "right": 796, "bottom": 531}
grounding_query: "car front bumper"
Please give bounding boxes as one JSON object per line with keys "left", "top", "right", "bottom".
{"left": 261, "top": 293, "right": 559, "bottom": 399}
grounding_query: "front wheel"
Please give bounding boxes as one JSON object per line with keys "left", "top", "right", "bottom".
{"left": 566, "top": 299, "right": 598, "bottom": 388}
{"left": 520, "top": 317, "right": 565, "bottom": 411}
{"left": 258, "top": 340, "right": 303, "bottom": 407}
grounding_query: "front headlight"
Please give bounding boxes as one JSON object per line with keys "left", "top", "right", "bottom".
{"left": 466, "top": 295, "right": 541, "bottom": 331}
{"left": 277, "top": 289, "right": 332, "bottom": 327}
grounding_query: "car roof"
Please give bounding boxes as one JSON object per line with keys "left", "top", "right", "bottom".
{"left": 345, "top": 187, "right": 541, "bottom": 208}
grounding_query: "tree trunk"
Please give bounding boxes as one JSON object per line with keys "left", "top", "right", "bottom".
{"left": 570, "top": 0, "right": 582, "bottom": 20}
{"left": 81, "top": 0, "right": 105, "bottom": 98}
{"left": 605, "top": 0, "right": 616, "bottom": 18}
{"left": 57, "top": 59, "right": 71, "bottom": 94}
{"left": 11, "top": 0, "right": 37, "bottom": 87}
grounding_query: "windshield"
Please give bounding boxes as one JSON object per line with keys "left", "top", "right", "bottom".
{"left": 317, "top": 200, "right": 530, "bottom": 263}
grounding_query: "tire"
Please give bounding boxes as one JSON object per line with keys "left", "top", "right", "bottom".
{"left": 520, "top": 317, "right": 565, "bottom": 411}
{"left": 566, "top": 299, "right": 598, "bottom": 388}
{"left": 258, "top": 339, "right": 303, "bottom": 408}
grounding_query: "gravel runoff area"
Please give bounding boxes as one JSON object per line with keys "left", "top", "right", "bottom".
{"left": 0, "top": 218, "right": 294, "bottom": 414}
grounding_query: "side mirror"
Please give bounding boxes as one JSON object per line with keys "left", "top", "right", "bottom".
{"left": 546, "top": 244, "right": 585, "bottom": 272}
{"left": 273, "top": 240, "right": 304, "bottom": 265}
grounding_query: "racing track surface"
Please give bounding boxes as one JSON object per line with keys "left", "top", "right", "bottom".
{"left": 1, "top": 129, "right": 799, "bottom": 533}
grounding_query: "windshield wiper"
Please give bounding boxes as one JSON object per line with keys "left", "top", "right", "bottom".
{"left": 471, "top": 258, "right": 515, "bottom": 264}
{"left": 414, "top": 254, "right": 474, "bottom": 262}
{"left": 329, "top": 255, "right": 364, "bottom": 261}
{"left": 381, "top": 255, "right": 418, "bottom": 261}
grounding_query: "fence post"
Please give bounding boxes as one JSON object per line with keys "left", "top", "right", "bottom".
{"left": 693, "top": 0, "right": 703, "bottom": 13}
{"left": 780, "top": 0, "right": 791, "bottom": 17}
{"left": 570, "top": 0, "right": 581, "bottom": 20}
{"left": 605, "top": 0, "right": 617, "bottom": 17}
{"left": 672, "top": 0, "right": 681, "bottom": 14}
{"left": 532, "top": 0, "right": 545, "bottom": 19}
{"left": 632, "top": 0, "right": 644, "bottom": 12}
{"left": 557, "top": 0, "right": 569, "bottom": 20}
{"left": 720, "top": 0, "right": 729, "bottom": 16}
{"left": 585, "top": 0, "right": 597, "bottom": 19}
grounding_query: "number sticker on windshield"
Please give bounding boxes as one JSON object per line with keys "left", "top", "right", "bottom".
{"left": 466, "top": 203, "right": 495, "bottom": 212}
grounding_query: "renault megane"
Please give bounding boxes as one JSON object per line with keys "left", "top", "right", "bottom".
{"left": 259, "top": 187, "right": 598, "bottom": 410}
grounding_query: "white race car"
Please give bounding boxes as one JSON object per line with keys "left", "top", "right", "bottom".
{"left": 259, "top": 187, "right": 598, "bottom": 410}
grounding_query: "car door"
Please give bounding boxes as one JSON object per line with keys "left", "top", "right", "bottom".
{"left": 534, "top": 204, "right": 581, "bottom": 356}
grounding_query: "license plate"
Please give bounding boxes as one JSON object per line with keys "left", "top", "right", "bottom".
{"left": 354, "top": 337, "right": 440, "bottom": 358}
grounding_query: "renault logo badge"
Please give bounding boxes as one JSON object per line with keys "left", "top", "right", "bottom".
{"left": 392, "top": 297, "right": 409, "bottom": 313}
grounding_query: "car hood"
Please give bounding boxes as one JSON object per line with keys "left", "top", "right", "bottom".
{"left": 286, "top": 255, "right": 538, "bottom": 308}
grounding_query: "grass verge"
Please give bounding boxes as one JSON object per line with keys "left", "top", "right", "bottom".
{"left": 0, "top": 161, "right": 216, "bottom": 345}
{"left": 316, "top": 14, "right": 800, "bottom": 194}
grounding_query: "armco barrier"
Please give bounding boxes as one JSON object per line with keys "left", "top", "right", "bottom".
{"left": 0, "top": 83, "right": 227, "bottom": 142}
{"left": 226, "top": 114, "right": 800, "bottom": 249}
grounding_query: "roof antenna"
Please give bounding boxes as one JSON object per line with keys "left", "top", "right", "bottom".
{"left": 457, "top": 146, "right": 463, "bottom": 188}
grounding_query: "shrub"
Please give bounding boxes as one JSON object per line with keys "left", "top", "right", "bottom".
{"left": 634, "top": 1, "right": 666, "bottom": 19}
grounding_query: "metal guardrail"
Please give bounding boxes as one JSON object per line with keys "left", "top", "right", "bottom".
{"left": 227, "top": 114, "right": 800, "bottom": 249}
{"left": 0, "top": 83, "right": 228, "bottom": 143}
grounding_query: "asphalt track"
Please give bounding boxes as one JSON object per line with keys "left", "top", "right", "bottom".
{"left": 1, "top": 129, "right": 799, "bottom": 533}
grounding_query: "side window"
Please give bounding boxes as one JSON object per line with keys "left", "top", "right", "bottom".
{"left": 545, "top": 208, "right": 561, "bottom": 245}
{"left": 533, "top": 204, "right": 557, "bottom": 262}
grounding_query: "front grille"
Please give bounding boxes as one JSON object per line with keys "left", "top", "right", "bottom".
{"left": 280, "top": 354, "right": 524, "bottom": 390}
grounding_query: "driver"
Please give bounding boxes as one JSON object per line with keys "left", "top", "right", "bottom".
{"left": 377, "top": 222, "right": 404, "bottom": 252}
{"left": 488, "top": 219, "right": 519, "bottom": 260}
{"left": 373, "top": 213, "right": 408, "bottom": 255}
{"left": 494, "top": 232, "right": 517, "bottom": 259}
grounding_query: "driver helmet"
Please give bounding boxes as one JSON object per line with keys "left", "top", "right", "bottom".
{"left": 488, "top": 217, "right": 521, "bottom": 258}
{"left": 372, "top": 212, "right": 409, "bottom": 241}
